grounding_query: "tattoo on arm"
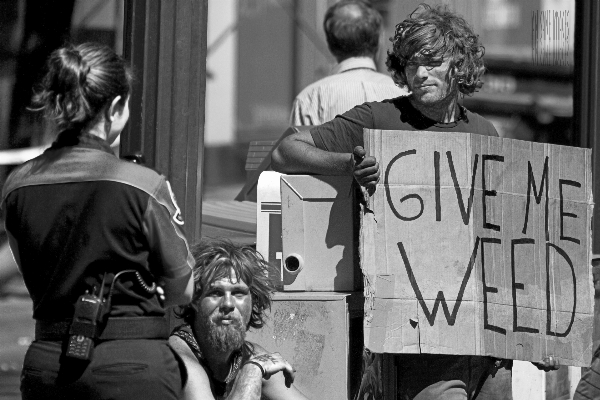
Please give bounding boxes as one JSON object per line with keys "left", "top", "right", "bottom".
{"left": 228, "top": 365, "right": 263, "bottom": 400}
{"left": 252, "top": 354, "right": 278, "bottom": 364}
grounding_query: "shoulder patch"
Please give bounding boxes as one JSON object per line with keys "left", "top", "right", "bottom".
{"left": 166, "top": 181, "right": 185, "bottom": 226}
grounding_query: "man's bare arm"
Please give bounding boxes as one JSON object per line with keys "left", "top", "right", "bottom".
{"left": 271, "top": 131, "right": 380, "bottom": 189}
{"left": 169, "top": 337, "right": 303, "bottom": 400}
{"left": 271, "top": 130, "right": 353, "bottom": 176}
{"left": 227, "top": 364, "right": 263, "bottom": 399}
{"left": 169, "top": 336, "right": 222, "bottom": 400}
{"left": 226, "top": 351, "right": 300, "bottom": 399}
{"left": 250, "top": 343, "right": 310, "bottom": 400}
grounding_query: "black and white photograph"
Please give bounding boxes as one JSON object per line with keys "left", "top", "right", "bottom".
{"left": 0, "top": 1, "right": 597, "bottom": 399}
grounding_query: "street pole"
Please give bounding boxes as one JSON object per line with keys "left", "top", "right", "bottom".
{"left": 122, "top": 0, "right": 208, "bottom": 244}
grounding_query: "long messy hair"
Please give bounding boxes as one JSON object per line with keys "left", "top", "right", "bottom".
{"left": 386, "top": 4, "right": 485, "bottom": 95}
{"left": 175, "top": 238, "right": 276, "bottom": 330}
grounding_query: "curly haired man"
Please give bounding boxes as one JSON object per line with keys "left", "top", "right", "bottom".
{"left": 169, "top": 239, "right": 309, "bottom": 400}
{"left": 273, "top": 3, "right": 497, "bottom": 188}
{"left": 273, "top": 4, "right": 503, "bottom": 400}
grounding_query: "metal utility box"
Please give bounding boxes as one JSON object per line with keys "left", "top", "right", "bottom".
{"left": 280, "top": 174, "right": 358, "bottom": 291}
{"left": 256, "top": 171, "right": 284, "bottom": 288}
{"left": 246, "top": 292, "right": 363, "bottom": 400}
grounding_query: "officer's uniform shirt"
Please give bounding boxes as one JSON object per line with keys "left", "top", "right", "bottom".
{"left": 1, "top": 133, "right": 194, "bottom": 321}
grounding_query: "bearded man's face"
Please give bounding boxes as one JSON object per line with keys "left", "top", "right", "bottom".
{"left": 194, "top": 269, "right": 253, "bottom": 353}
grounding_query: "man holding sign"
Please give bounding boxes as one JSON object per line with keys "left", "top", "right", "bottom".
{"left": 273, "top": 4, "right": 496, "bottom": 192}
{"left": 272, "top": 4, "right": 564, "bottom": 399}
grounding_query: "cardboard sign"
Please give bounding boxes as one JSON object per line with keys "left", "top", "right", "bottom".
{"left": 360, "top": 129, "right": 594, "bottom": 366}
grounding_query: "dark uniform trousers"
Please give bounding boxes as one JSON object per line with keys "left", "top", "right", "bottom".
{"left": 21, "top": 339, "right": 184, "bottom": 400}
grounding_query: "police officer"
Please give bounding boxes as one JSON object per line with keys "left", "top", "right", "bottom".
{"left": 1, "top": 42, "right": 194, "bottom": 400}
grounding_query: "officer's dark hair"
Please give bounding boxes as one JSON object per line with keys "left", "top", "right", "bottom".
{"left": 324, "top": 0, "right": 383, "bottom": 61}
{"left": 175, "top": 238, "right": 276, "bottom": 330}
{"left": 32, "top": 42, "right": 132, "bottom": 134}
{"left": 386, "top": 3, "right": 485, "bottom": 95}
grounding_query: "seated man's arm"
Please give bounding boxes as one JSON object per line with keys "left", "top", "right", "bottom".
{"left": 271, "top": 130, "right": 379, "bottom": 189}
{"left": 169, "top": 336, "right": 223, "bottom": 400}
{"left": 169, "top": 336, "right": 305, "bottom": 400}
{"left": 250, "top": 343, "right": 310, "bottom": 400}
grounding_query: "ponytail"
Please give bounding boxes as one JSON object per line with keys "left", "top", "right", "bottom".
{"left": 32, "top": 43, "right": 132, "bottom": 135}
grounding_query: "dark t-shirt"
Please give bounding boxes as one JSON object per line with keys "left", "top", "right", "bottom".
{"left": 311, "top": 96, "right": 498, "bottom": 152}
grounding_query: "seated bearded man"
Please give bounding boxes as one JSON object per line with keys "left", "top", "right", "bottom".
{"left": 169, "top": 238, "right": 309, "bottom": 400}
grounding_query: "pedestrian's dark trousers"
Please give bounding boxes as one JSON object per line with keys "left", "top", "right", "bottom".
{"left": 21, "top": 339, "right": 184, "bottom": 400}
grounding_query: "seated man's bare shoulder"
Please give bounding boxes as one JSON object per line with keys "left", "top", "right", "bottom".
{"left": 168, "top": 335, "right": 215, "bottom": 400}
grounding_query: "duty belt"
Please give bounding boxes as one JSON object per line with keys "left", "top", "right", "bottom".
{"left": 35, "top": 316, "right": 169, "bottom": 341}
